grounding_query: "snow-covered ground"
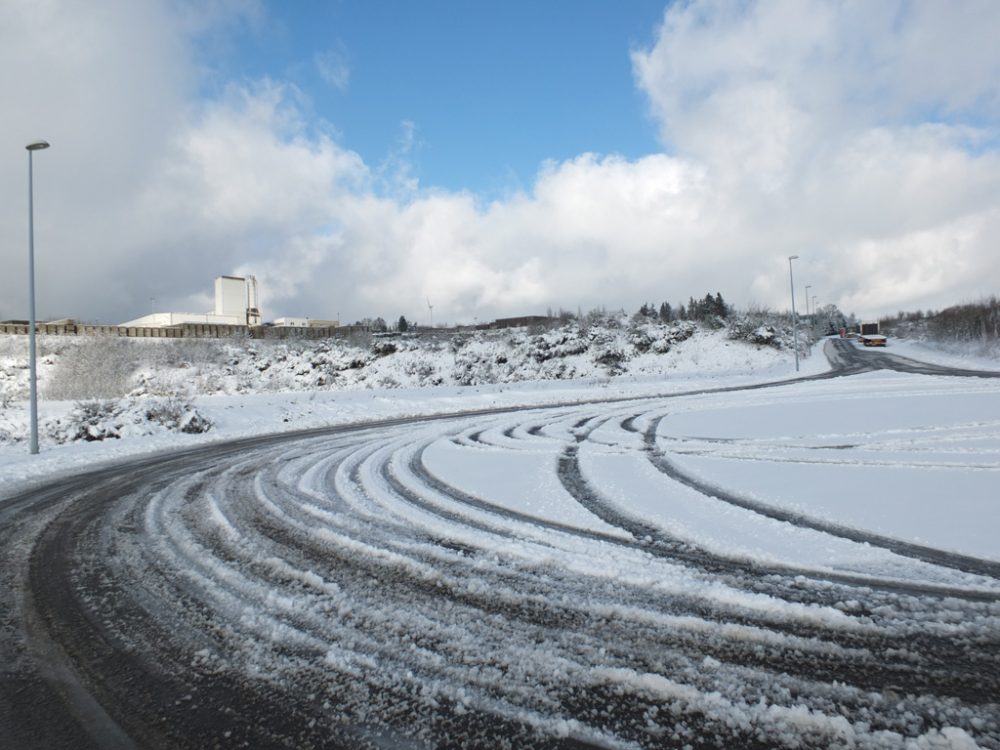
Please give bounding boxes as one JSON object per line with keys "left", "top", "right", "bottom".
{"left": 647, "top": 370, "right": 1000, "bottom": 565}
{"left": 3, "top": 329, "right": 1000, "bottom": 747}
{"left": 883, "top": 336, "right": 1000, "bottom": 371}
{"left": 2, "top": 333, "right": 996, "bottom": 564}
{"left": 0, "top": 324, "right": 829, "bottom": 485}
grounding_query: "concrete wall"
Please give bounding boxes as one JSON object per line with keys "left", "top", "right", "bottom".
{"left": 0, "top": 322, "right": 184, "bottom": 337}
{"left": 0, "top": 322, "right": 364, "bottom": 340}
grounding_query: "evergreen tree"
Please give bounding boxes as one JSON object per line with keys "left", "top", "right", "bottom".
{"left": 398, "top": 315, "right": 409, "bottom": 332}
{"left": 714, "top": 292, "right": 727, "bottom": 318}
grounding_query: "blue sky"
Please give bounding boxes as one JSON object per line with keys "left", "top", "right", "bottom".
{"left": 207, "top": 1, "right": 667, "bottom": 196}
{"left": 2, "top": 0, "right": 999, "bottom": 326}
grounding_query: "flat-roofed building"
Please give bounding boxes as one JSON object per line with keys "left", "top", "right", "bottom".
{"left": 121, "top": 275, "right": 261, "bottom": 327}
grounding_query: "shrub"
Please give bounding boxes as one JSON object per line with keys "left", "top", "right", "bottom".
{"left": 594, "top": 348, "right": 626, "bottom": 375}
{"left": 928, "top": 296, "right": 1000, "bottom": 343}
{"left": 44, "top": 338, "right": 140, "bottom": 400}
{"left": 47, "top": 396, "right": 212, "bottom": 444}
{"left": 728, "top": 308, "right": 785, "bottom": 349}
{"left": 57, "top": 400, "right": 126, "bottom": 442}
{"left": 145, "top": 396, "right": 213, "bottom": 434}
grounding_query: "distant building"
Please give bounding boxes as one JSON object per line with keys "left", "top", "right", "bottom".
{"left": 118, "top": 311, "right": 243, "bottom": 327}
{"left": 121, "top": 275, "right": 261, "bottom": 327}
{"left": 273, "top": 317, "right": 340, "bottom": 328}
{"left": 491, "top": 315, "right": 558, "bottom": 329}
{"left": 216, "top": 275, "right": 261, "bottom": 325}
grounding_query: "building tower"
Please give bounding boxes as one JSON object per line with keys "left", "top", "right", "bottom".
{"left": 214, "top": 275, "right": 262, "bottom": 326}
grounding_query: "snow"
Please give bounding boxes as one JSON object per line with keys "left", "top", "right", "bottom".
{"left": 653, "top": 371, "right": 1000, "bottom": 562}
{"left": 420, "top": 416, "right": 629, "bottom": 536}
{"left": 888, "top": 337, "right": 1000, "bottom": 372}
{"left": 0, "top": 324, "right": 826, "bottom": 488}
{"left": 2, "top": 331, "right": 996, "bottom": 574}
{"left": 2, "top": 326, "right": 1000, "bottom": 747}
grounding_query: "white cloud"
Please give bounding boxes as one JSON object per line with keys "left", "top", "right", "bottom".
{"left": 627, "top": 0, "right": 1000, "bottom": 314}
{"left": 1, "top": 0, "right": 998, "bottom": 328}
{"left": 314, "top": 42, "right": 350, "bottom": 92}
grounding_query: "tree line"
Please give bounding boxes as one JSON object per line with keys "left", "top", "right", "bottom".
{"left": 635, "top": 292, "right": 730, "bottom": 323}
{"left": 881, "top": 296, "right": 1000, "bottom": 343}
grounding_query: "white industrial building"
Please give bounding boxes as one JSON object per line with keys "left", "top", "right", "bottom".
{"left": 121, "top": 275, "right": 262, "bottom": 328}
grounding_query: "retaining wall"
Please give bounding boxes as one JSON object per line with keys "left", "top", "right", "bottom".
{"left": 0, "top": 323, "right": 362, "bottom": 340}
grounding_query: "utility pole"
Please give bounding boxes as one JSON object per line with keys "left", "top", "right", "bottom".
{"left": 26, "top": 139, "right": 50, "bottom": 455}
{"left": 788, "top": 255, "right": 800, "bottom": 372}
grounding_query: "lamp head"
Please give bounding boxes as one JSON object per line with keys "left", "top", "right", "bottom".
{"left": 788, "top": 255, "right": 799, "bottom": 261}
{"left": 26, "top": 140, "right": 50, "bottom": 151}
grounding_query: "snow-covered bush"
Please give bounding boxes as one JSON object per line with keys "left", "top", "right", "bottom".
{"left": 47, "top": 396, "right": 212, "bottom": 443}
{"left": 0, "top": 398, "right": 16, "bottom": 445}
{"left": 728, "top": 308, "right": 787, "bottom": 349}
{"left": 593, "top": 347, "right": 626, "bottom": 375}
{"left": 56, "top": 400, "right": 127, "bottom": 441}
{"left": 452, "top": 349, "right": 497, "bottom": 386}
{"left": 403, "top": 357, "right": 442, "bottom": 386}
{"left": 526, "top": 328, "right": 588, "bottom": 363}
{"left": 727, "top": 308, "right": 819, "bottom": 358}
{"left": 372, "top": 340, "right": 397, "bottom": 357}
{"left": 144, "top": 396, "right": 213, "bottom": 434}
{"left": 651, "top": 321, "right": 697, "bottom": 352}
{"left": 45, "top": 337, "right": 140, "bottom": 400}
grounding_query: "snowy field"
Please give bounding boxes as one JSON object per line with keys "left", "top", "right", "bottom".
{"left": 2, "top": 337, "right": 994, "bottom": 565}
{"left": 2, "top": 335, "right": 999, "bottom": 748}
{"left": 0, "top": 326, "right": 832, "bottom": 489}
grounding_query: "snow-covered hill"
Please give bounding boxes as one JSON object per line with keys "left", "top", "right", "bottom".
{"left": 0, "top": 314, "right": 817, "bottom": 450}
{"left": 2, "top": 316, "right": 807, "bottom": 398}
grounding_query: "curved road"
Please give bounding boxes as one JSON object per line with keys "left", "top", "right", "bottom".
{"left": 2, "top": 338, "right": 999, "bottom": 749}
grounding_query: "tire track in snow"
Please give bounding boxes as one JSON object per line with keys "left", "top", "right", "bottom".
{"left": 640, "top": 415, "right": 1000, "bottom": 582}
{"left": 551, "top": 414, "right": 1000, "bottom": 602}
{"left": 551, "top": 436, "right": 1000, "bottom": 700}
{"left": 402, "top": 409, "right": 1000, "bottom": 709}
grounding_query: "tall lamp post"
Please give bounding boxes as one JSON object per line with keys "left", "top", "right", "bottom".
{"left": 26, "top": 139, "right": 50, "bottom": 455}
{"left": 788, "top": 255, "right": 799, "bottom": 372}
{"left": 804, "top": 285, "right": 811, "bottom": 317}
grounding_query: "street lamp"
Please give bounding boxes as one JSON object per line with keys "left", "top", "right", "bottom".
{"left": 788, "top": 255, "right": 799, "bottom": 372}
{"left": 804, "top": 285, "right": 811, "bottom": 317}
{"left": 26, "top": 139, "right": 50, "bottom": 455}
